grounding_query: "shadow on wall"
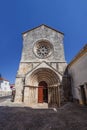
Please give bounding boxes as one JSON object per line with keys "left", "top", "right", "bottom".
{"left": 62, "top": 67, "right": 73, "bottom": 102}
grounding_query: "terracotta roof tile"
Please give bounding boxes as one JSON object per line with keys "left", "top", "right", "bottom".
{"left": 0, "top": 77, "right": 9, "bottom": 82}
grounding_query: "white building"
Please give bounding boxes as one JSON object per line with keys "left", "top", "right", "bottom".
{"left": 0, "top": 77, "right": 11, "bottom": 96}
{"left": 68, "top": 44, "right": 87, "bottom": 105}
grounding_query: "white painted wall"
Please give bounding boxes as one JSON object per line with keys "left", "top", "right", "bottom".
{"left": 68, "top": 53, "right": 87, "bottom": 100}
{"left": 0, "top": 80, "right": 11, "bottom": 91}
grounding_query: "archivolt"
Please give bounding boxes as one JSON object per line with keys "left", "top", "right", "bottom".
{"left": 26, "top": 68, "right": 60, "bottom": 86}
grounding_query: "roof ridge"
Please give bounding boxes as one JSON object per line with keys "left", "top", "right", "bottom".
{"left": 22, "top": 24, "right": 64, "bottom": 35}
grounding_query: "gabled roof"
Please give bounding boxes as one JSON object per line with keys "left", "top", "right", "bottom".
{"left": 68, "top": 44, "right": 87, "bottom": 68}
{"left": 22, "top": 24, "right": 64, "bottom": 35}
{"left": 0, "top": 77, "right": 9, "bottom": 82}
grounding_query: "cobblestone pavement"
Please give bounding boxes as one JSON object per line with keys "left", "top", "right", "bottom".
{"left": 0, "top": 99, "right": 87, "bottom": 130}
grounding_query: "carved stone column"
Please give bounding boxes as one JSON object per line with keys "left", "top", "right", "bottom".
{"left": 24, "top": 87, "right": 29, "bottom": 104}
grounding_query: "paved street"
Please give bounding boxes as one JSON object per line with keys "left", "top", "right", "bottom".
{"left": 0, "top": 96, "right": 11, "bottom": 103}
{"left": 0, "top": 99, "right": 87, "bottom": 130}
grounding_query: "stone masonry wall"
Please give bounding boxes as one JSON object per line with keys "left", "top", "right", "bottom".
{"left": 15, "top": 25, "right": 67, "bottom": 105}
{"left": 21, "top": 25, "right": 66, "bottom": 63}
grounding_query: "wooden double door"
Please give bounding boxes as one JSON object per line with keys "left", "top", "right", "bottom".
{"left": 38, "top": 81, "right": 59, "bottom": 107}
{"left": 38, "top": 86, "right": 59, "bottom": 107}
{"left": 38, "top": 86, "right": 48, "bottom": 103}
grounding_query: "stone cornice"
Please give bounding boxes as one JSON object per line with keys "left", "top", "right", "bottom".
{"left": 20, "top": 61, "right": 67, "bottom": 63}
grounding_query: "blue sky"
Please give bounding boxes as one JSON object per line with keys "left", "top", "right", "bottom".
{"left": 0, "top": 0, "right": 87, "bottom": 83}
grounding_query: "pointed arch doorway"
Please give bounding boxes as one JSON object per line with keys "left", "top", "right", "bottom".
{"left": 38, "top": 81, "right": 48, "bottom": 103}
{"left": 25, "top": 68, "right": 62, "bottom": 107}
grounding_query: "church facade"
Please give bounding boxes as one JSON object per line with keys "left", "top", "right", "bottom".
{"left": 15, "top": 25, "right": 67, "bottom": 107}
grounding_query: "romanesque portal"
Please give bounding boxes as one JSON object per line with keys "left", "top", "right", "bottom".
{"left": 15, "top": 24, "right": 67, "bottom": 108}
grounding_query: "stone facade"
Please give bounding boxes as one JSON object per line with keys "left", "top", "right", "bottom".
{"left": 15, "top": 25, "right": 67, "bottom": 107}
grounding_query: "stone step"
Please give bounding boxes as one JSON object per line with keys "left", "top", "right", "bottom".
{"left": 28, "top": 103, "right": 48, "bottom": 109}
